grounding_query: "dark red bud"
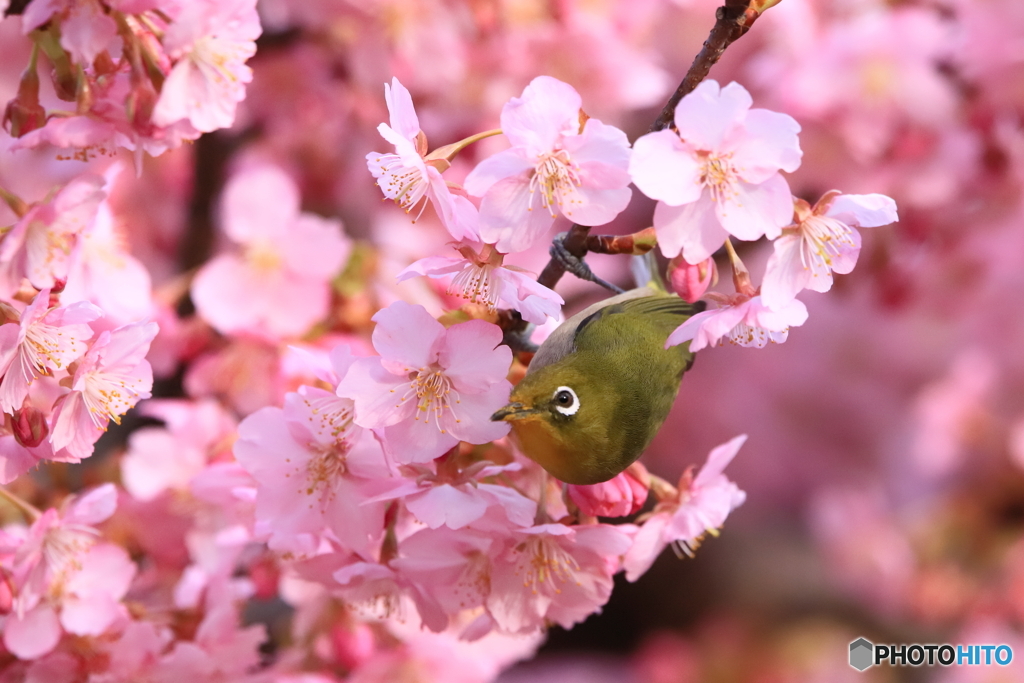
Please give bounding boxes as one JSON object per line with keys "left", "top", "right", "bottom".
{"left": 13, "top": 406, "right": 48, "bottom": 448}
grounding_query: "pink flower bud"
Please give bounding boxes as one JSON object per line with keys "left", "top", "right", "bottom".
{"left": 331, "top": 621, "right": 376, "bottom": 670}
{"left": 13, "top": 406, "right": 49, "bottom": 448}
{"left": 568, "top": 464, "right": 650, "bottom": 517}
{"left": 668, "top": 256, "right": 717, "bottom": 303}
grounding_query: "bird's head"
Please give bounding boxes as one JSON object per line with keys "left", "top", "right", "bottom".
{"left": 491, "top": 361, "right": 617, "bottom": 484}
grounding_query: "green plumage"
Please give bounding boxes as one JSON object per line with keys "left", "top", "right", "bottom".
{"left": 493, "top": 287, "right": 702, "bottom": 485}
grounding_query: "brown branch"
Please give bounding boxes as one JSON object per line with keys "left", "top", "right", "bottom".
{"left": 530, "top": 0, "right": 769, "bottom": 306}
{"left": 585, "top": 227, "right": 657, "bottom": 256}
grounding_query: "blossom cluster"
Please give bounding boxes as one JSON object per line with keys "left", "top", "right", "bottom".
{"left": 3, "top": 0, "right": 261, "bottom": 160}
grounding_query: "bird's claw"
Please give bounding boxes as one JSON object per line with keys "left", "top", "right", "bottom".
{"left": 549, "top": 232, "right": 625, "bottom": 294}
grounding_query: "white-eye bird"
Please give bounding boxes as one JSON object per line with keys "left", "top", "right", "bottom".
{"left": 491, "top": 286, "right": 703, "bottom": 484}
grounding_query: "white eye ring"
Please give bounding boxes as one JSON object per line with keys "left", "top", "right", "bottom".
{"left": 552, "top": 386, "right": 580, "bottom": 416}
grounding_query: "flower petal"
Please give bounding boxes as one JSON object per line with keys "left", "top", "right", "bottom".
{"left": 629, "top": 130, "right": 703, "bottom": 205}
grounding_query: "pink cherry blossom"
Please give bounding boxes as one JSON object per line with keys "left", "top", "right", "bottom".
{"left": 49, "top": 321, "right": 158, "bottom": 461}
{"left": 397, "top": 243, "right": 563, "bottom": 324}
{"left": 629, "top": 80, "right": 802, "bottom": 264}
{"left": 464, "top": 76, "right": 633, "bottom": 253}
{"left": 121, "top": 398, "right": 236, "bottom": 501}
{"left": 761, "top": 191, "right": 898, "bottom": 310}
{"left": 623, "top": 436, "right": 747, "bottom": 582}
{"left": 367, "top": 78, "right": 479, "bottom": 242}
{"left": 337, "top": 301, "right": 512, "bottom": 463}
{"left": 152, "top": 0, "right": 262, "bottom": 133}
{"left": 0, "top": 290, "right": 100, "bottom": 414}
{"left": 568, "top": 464, "right": 650, "bottom": 518}
{"left": 668, "top": 255, "right": 717, "bottom": 304}
{"left": 190, "top": 163, "right": 351, "bottom": 339}
{"left": 370, "top": 459, "right": 535, "bottom": 531}
{"left": 487, "top": 522, "right": 632, "bottom": 633}
{"left": 61, "top": 194, "right": 154, "bottom": 325}
{"left": 234, "top": 386, "right": 390, "bottom": 559}
{"left": 5, "top": 484, "right": 117, "bottom": 622}
{"left": 33, "top": 542, "right": 134, "bottom": 642}
{"left": 21, "top": 0, "right": 118, "bottom": 67}
{"left": 665, "top": 293, "right": 808, "bottom": 352}
{"left": 0, "top": 174, "right": 106, "bottom": 295}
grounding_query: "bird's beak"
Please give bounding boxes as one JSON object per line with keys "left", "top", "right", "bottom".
{"left": 490, "top": 402, "right": 541, "bottom": 422}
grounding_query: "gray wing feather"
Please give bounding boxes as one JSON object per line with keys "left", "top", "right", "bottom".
{"left": 526, "top": 287, "right": 659, "bottom": 374}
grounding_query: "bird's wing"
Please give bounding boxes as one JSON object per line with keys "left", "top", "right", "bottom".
{"left": 573, "top": 294, "right": 704, "bottom": 349}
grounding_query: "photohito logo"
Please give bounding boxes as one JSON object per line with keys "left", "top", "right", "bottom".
{"left": 849, "top": 638, "right": 1013, "bottom": 671}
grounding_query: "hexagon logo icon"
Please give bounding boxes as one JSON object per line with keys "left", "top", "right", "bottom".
{"left": 849, "top": 638, "right": 874, "bottom": 671}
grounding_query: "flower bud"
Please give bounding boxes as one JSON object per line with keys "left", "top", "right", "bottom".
{"left": 331, "top": 621, "right": 376, "bottom": 670}
{"left": 2, "top": 54, "right": 46, "bottom": 138}
{"left": 13, "top": 405, "right": 49, "bottom": 448}
{"left": 668, "top": 256, "right": 717, "bottom": 303}
{"left": 568, "top": 463, "right": 650, "bottom": 517}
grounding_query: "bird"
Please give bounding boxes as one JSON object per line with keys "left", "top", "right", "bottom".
{"left": 490, "top": 286, "right": 703, "bottom": 485}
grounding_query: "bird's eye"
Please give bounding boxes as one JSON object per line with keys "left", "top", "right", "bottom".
{"left": 552, "top": 386, "right": 580, "bottom": 416}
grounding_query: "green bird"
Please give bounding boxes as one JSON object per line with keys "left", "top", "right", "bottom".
{"left": 490, "top": 286, "right": 703, "bottom": 485}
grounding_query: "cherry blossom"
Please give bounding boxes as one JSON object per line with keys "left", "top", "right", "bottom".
{"left": 120, "top": 398, "right": 236, "bottom": 501}
{"left": 1, "top": 484, "right": 125, "bottom": 659}
{"left": 61, "top": 196, "right": 154, "bottom": 325}
{"left": 464, "top": 76, "right": 633, "bottom": 253}
{"left": 234, "top": 386, "right": 390, "bottom": 559}
{"left": 367, "top": 77, "right": 479, "bottom": 241}
{"left": 761, "top": 191, "right": 898, "bottom": 310}
{"left": 0, "top": 289, "right": 101, "bottom": 414}
{"left": 666, "top": 293, "right": 808, "bottom": 351}
{"left": 0, "top": 174, "right": 106, "bottom": 295}
{"left": 487, "top": 522, "right": 632, "bottom": 633}
{"left": 152, "top": 0, "right": 263, "bottom": 133}
{"left": 20, "top": 0, "right": 118, "bottom": 68}
{"left": 397, "top": 242, "right": 563, "bottom": 324}
{"left": 190, "top": 163, "right": 351, "bottom": 339}
{"left": 623, "top": 436, "right": 746, "bottom": 581}
{"left": 629, "top": 80, "right": 802, "bottom": 264}
{"left": 49, "top": 321, "right": 158, "bottom": 461}
{"left": 337, "top": 301, "right": 512, "bottom": 463}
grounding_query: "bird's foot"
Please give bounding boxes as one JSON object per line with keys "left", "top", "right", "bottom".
{"left": 549, "top": 232, "right": 625, "bottom": 294}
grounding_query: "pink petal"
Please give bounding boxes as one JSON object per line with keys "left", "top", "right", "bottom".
{"left": 476, "top": 174, "right": 555, "bottom": 254}
{"left": 370, "top": 301, "right": 444, "bottom": 371}
{"left": 281, "top": 213, "right": 350, "bottom": 278}
{"left": 3, "top": 604, "right": 62, "bottom": 660}
{"left": 623, "top": 513, "right": 670, "bottom": 582}
{"left": 396, "top": 255, "right": 466, "bottom": 282}
{"left": 729, "top": 108, "right": 803, "bottom": 182}
{"left": 381, "top": 413, "right": 459, "bottom": 464}
{"left": 405, "top": 485, "right": 489, "bottom": 529}
{"left": 384, "top": 78, "right": 421, "bottom": 141}
{"left": 218, "top": 165, "right": 300, "bottom": 244}
{"left": 437, "top": 320, "right": 510, "bottom": 393}
{"left": 60, "top": 0, "right": 118, "bottom": 66}
{"left": 825, "top": 228, "right": 863, "bottom": 278}
{"left": 445, "top": 381, "right": 512, "bottom": 445}
{"left": 674, "top": 80, "right": 751, "bottom": 152}
{"left": 563, "top": 184, "right": 632, "bottom": 227}
{"left": 826, "top": 193, "right": 899, "bottom": 227}
{"left": 760, "top": 234, "right": 810, "bottom": 311}
{"left": 0, "top": 436, "right": 42, "bottom": 485}
{"left": 66, "top": 483, "right": 118, "bottom": 525}
{"left": 500, "top": 76, "right": 582, "bottom": 156}
{"left": 654, "top": 194, "right": 729, "bottom": 263}
{"left": 565, "top": 118, "right": 632, "bottom": 172}
{"left": 629, "top": 130, "right": 703, "bottom": 205}
{"left": 693, "top": 435, "right": 747, "bottom": 487}
{"left": 463, "top": 148, "right": 533, "bottom": 198}
{"left": 336, "top": 358, "right": 415, "bottom": 429}
{"left": 717, "top": 174, "right": 794, "bottom": 241}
